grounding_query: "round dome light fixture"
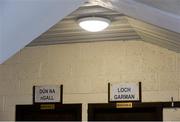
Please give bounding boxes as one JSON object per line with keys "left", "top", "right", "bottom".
{"left": 78, "top": 17, "right": 111, "bottom": 32}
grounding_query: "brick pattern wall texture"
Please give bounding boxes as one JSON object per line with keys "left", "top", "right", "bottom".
{"left": 0, "top": 40, "right": 180, "bottom": 121}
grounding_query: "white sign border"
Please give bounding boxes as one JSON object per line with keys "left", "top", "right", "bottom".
{"left": 33, "top": 85, "right": 62, "bottom": 103}
{"left": 109, "top": 82, "right": 141, "bottom": 102}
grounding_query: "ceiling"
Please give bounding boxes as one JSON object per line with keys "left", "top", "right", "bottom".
{"left": 1, "top": 0, "right": 180, "bottom": 64}
{"left": 29, "top": 4, "right": 180, "bottom": 52}
{"left": 0, "top": 0, "right": 180, "bottom": 64}
{"left": 128, "top": 17, "right": 180, "bottom": 52}
{"left": 0, "top": 0, "right": 86, "bottom": 64}
{"left": 134, "top": 0, "right": 180, "bottom": 16}
{"left": 28, "top": 5, "right": 140, "bottom": 46}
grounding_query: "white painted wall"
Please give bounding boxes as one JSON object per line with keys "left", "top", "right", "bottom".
{"left": 0, "top": 1, "right": 4, "bottom": 63}
{"left": 0, "top": 40, "right": 180, "bottom": 120}
{"left": 164, "top": 108, "right": 180, "bottom": 121}
{"left": 0, "top": 0, "right": 86, "bottom": 64}
{"left": 134, "top": 0, "right": 180, "bottom": 16}
{"left": 107, "top": 0, "right": 180, "bottom": 33}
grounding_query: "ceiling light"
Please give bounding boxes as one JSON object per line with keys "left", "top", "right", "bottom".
{"left": 78, "top": 17, "right": 111, "bottom": 32}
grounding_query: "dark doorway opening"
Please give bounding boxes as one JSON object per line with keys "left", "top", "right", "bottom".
{"left": 16, "top": 104, "right": 82, "bottom": 121}
{"left": 88, "top": 103, "right": 163, "bottom": 121}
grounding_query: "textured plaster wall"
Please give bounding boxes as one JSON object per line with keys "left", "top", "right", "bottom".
{"left": 0, "top": 40, "right": 180, "bottom": 121}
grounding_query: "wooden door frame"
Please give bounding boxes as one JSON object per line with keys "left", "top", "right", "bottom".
{"left": 88, "top": 102, "right": 164, "bottom": 121}
{"left": 16, "top": 103, "right": 82, "bottom": 121}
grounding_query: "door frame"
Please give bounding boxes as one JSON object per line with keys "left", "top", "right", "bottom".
{"left": 88, "top": 102, "right": 163, "bottom": 121}
{"left": 16, "top": 103, "right": 82, "bottom": 121}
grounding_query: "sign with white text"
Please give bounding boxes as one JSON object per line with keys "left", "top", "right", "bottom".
{"left": 110, "top": 83, "right": 140, "bottom": 102}
{"left": 34, "top": 85, "right": 61, "bottom": 103}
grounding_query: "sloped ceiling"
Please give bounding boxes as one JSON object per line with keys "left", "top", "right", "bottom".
{"left": 29, "top": 6, "right": 140, "bottom": 46}
{"left": 0, "top": 0, "right": 86, "bottom": 64}
{"left": 103, "top": 0, "right": 180, "bottom": 33}
{"left": 93, "top": 0, "right": 180, "bottom": 52}
{"left": 128, "top": 17, "right": 180, "bottom": 52}
{"left": 1, "top": 0, "right": 180, "bottom": 64}
{"left": 29, "top": 4, "right": 180, "bottom": 53}
{"left": 134, "top": 0, "right": 180, "bottom": 16}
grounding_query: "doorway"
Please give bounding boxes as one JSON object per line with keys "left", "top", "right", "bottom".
{"left": 88, "top": 103, "right": 163, "bottom": 121}
{"left": 16, "top": 104, "right": 82, "bottom": 121}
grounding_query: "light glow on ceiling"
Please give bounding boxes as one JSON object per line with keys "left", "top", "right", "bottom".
{"left": 78, "top": 17, "right": 111, "bottom": 32}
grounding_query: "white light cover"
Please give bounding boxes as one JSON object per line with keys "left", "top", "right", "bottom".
{"left": 78, "top": 17, "right": 111, "bottom": 32}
